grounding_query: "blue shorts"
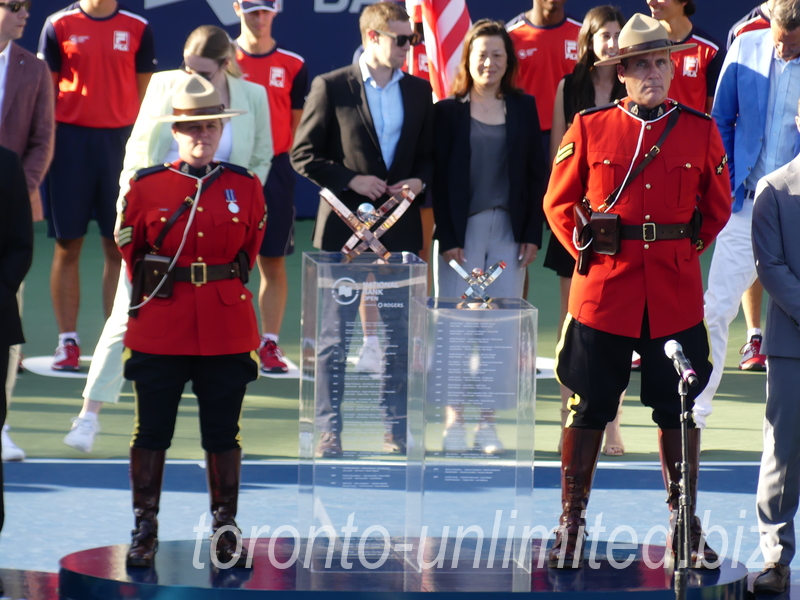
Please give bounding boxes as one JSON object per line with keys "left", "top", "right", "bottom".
{"left": 46, "top": 123, "right": 132, "bottom": 240}
{"left": 259, "top": 153, "right": 296, "bottom": 257}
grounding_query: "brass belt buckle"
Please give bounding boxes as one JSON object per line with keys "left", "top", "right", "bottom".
{"left": 191, "top": 262, "right": 207, "bottom": 285}
{"left": 643, "top": 222, "right": 657, "bottom": 243}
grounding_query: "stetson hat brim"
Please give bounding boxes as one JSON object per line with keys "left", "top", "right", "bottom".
{"left": 153, "top": 74, "right": 247, "bottom": 122}
{"left": 594, "top": 13, "right": 697, "bottom": 66}
{"left": 594, "top": 41, "right": 696, "bottom": 66}
{"left": 153, "top": 108, "right": 247, "bottom": 123}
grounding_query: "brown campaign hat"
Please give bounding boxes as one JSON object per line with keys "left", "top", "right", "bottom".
{"left": 594, "top": 13, "right": 696, "bottom": 66}
{"left": 153, "top": 74, "right": 246, "bottom": 123}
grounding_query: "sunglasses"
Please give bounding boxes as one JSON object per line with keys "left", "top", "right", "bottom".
{"left": 0, "top": 0, "right": 31, "bottom": 12}
{"left": 180, "top": 60, "right": 223, "bottom": 82}
{"left": 375, "top": 29, "right": 421, "bottom": 47}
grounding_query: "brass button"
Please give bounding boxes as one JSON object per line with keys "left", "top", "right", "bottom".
{"left": 240, "top": 294, "right": 246, "bottom": 300}
{"left": 195, "top": 283, "right": 202, "bottom": 287}
{"left": 197, "top": 257, "right": 203, "bottom": 262}
{"left": 196, "top": 182, "right": 202, "bottom": 189}
{"left": 685, "top": 162, "right": 692, "bottom": 169}
{"left": 645, "top": 184, "right": 651, "bottom": 190}
{"left": 197, "top": 207, "right": 204, "bottom": 212}
{"left": 232, "top": 217, "right": 239, "bottom": 223}
{"left": 644, "top": 244, "right": 650, "bottom": 250}
{"left": 198, "top": 232, "right": 204, "bottom": 237}
{"left": 160, "top": 217, "right": 167, "bottom": 222}
{"left": 645, "top": 215, "right": 651, "bottom": 221}
{"left": 646, "top": 124, "right": 652, "bottom": 130}
{"left": 603, "top": 159, "right": 610, "bottom": 165}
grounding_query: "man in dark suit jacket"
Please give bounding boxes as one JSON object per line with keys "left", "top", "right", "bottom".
{"left": 291, "top": 1, "right": 433, "bottom": 254}
{"left": 291, "top": 2, "right": 433, "bottom": 457}
{"left": 0, "top": 146, "right": 34, "bottom": 538}
{"left": 0, "top": 0, "right": 54, "bottom": 462}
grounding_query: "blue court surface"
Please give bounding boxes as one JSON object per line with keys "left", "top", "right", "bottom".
{"left": 0, "top": 458, "right": 792, "bottom": 585}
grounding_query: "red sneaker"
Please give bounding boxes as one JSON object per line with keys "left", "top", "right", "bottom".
{"left": 739, "top": 335, "right": 766, "bottom": 371}
{"left": 259, "top": 340, "right": 289, "bottom": 374}
{"left": 52, "top": 339, "right": 81, "bottom": 372}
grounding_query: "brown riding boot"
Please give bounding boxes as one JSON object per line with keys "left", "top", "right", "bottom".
{"left": 658, "top": 428, "right": 719, "bottom": 568}
{"left": 548, "top": 427, "right": 604, "bottom": 569}
{"left": 207, "top": 448, "right": 251, "bottom": 568}
{"left": 126, "top": 448, "right": 166, "bottom": 568}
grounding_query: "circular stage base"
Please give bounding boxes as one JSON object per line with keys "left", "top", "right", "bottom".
{"left": 59, "top": 539, "right": 749, "bottom": 599}
{"left": 0, "top": 568, "right": 59, "bottom": 600}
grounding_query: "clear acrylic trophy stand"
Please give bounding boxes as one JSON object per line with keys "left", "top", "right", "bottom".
{"left": 297, "top": 251, "right": 427, "bottom": 589}
{"left": 404, "top": 297, "right": 537, "bottom": 592}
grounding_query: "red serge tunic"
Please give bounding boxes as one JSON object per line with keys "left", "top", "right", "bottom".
{"left": 118, "top": 162, "right": 266, "bottom": 355}
{"left": 544, "top": 99, "right": 732, "bottom": 339}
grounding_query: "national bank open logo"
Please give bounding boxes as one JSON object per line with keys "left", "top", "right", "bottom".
{"left": 332, "top": 277, "right": 360, "bottom": 305}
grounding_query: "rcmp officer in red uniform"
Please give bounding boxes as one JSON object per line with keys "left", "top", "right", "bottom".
{"left": 543, "top": 14, "right": 731, "bottom": 569}
{"left": 117, "top": 75, "right": 266, "bottom": 569}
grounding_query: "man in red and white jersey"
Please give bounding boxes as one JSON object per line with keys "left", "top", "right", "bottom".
{"left": 38, "top": 0, "right": 155, "bottom": 373}
{"left": 727, "top": 1, "right": 771, "bottom": 48}
{"left": 507, "top": 0, "right": 581, "bottom": 150}
{"left": 647, "top": 0, "right": 724, "bottom": 113}
{"left": 234, "top": 0, "right": 308, "bottom": 374}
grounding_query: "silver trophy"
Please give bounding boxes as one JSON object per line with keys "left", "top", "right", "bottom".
{"left": 319, "top": 187, "right": 417, "bottom": 261}
{"left": 448, "top": 259, "right": 507, "bottom": 307}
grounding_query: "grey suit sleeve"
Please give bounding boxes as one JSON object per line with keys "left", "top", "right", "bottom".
{"left": 753, "top": 182, "right": 800, "bottom": 327}
{"left": 290, "top": 75, "right": 358, "bottom": 192}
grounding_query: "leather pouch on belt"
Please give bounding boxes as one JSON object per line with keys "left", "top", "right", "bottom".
{"left": 590, "top": 212, "right": 621, "bottom": 255}
{"left": 573, "top": 199, "right": 593, "bottom": 275}
{"left": 141, "top": 254, "right": 174, "bottom": 298}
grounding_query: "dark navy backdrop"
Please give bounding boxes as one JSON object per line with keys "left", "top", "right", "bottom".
{"left": 19, "top": 0, "right": 755, "bottom": 218}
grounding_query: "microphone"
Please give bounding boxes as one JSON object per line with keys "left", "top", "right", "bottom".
{"left": 664, "top": 340, "right": 699, "bottom": 387}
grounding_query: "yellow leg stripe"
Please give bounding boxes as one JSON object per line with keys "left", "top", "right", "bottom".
{"left": 553, "top": 314, "right": 573, "bottom": 386}
{"left": 565, "top": 393, "right": 581, "bottom": 428}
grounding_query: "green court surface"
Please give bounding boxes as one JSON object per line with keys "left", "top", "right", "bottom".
{"left": 5, "top": 220, "right": 767, "bottom": 462}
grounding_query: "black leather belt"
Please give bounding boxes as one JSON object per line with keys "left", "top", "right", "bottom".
{"left": 620, "top": 222, "right": 693, "bottom": 242}
{"left": 173, "top": 262, "right": 241, "bottom": 285}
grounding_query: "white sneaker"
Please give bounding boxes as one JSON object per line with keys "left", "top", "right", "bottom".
{"left": 354, "top": 344, "right": 383, "bottom": 373}
{"left": 443, "top": 421, "right": 469, "bottom": 453}
{"left": 474, "top": 422, "right": 505, "bottom": 455}
{"left": 2, "top": 425, "right": 25, "bottom": 462}
{"left": 63, "top": 415, "right": 100, "bottom": 453}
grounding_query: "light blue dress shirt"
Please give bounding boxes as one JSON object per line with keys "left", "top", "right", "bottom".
{"left": 359, "top": 55, "right": 404, "bottom": 171}
{"left": 746, "top": 50, "right": 800, "bottom": 191}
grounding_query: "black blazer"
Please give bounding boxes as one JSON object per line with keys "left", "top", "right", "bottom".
{"left": 0, "top": 145, "right": 33, "bottom": 347}
{"left": 432, "top": 93, "right": 547, "bottom": 254}
{"left": 291, "top": 64, "right": 434, "bottom": 253}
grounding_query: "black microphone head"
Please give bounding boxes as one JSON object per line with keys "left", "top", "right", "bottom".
{"left": 664, "top": 339, "right": 682, "bottom": 358}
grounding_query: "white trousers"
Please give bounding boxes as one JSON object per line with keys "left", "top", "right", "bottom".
{"left": 82, "top": 266, "right": 131, "bottom": 404}
{"left": 693, "top": 200, "right": 757, "bottom": 427}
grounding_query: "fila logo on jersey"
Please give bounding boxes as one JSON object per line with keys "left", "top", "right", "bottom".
{"left": 270, "top": 66, "right": 286, "bottom": 88}
{"left": 517, "top": 48, "right": 537, "bottom": 59}
{"left": 113, "top": 31, "right": 130, "bottom": 51}
{"left": 683, "top": 56, "right": 698, "bottom": 77}
{"left": 565, "top": 40, "right": 578, "bottom": 60}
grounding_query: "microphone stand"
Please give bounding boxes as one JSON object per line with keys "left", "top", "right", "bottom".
{"left": 673, "top": 377, "right": 691, "bottom": 600}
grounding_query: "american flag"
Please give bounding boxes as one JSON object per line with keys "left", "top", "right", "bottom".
{"left": 407, "top": 0, "right": 471, "bottom": 101}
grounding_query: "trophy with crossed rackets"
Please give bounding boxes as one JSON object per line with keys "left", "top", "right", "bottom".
{"left": 447, "top": 259, "right": 507, "bottom": 307}
{"left": 318, "top": 187, "right": 416, "bottom": 261}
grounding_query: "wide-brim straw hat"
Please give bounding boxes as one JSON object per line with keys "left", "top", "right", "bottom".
{"left": 595, "top": 13, "right": 696, "bottom": 67}
{"left": 153, "top": 74, "right": 246, "bottom": 123}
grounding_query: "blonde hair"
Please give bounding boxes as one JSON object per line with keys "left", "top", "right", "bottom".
{"left": 359, "top": 2, "right": 410, "bottom": 46}
{"left": 184, "top": 25, "right": 242, "bottom": 78}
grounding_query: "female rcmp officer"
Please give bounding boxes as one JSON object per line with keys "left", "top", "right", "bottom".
{"left": 117, "top": 74, "right": 266, "bottom": 569}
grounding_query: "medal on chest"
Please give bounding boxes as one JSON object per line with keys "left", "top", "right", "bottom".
{"left": 225, "top": 189, "right": 240, "bottom": 214}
